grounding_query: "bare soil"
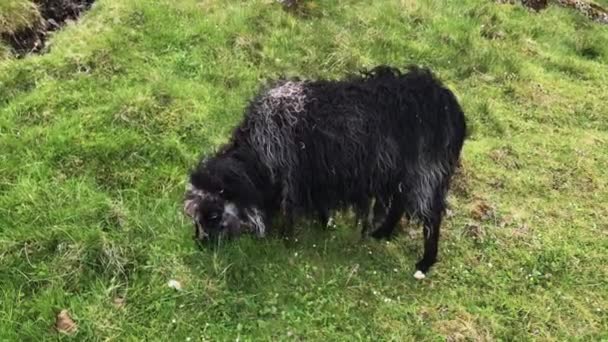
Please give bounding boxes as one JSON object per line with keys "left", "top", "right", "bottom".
{"left": 1, "top": 0, "right": 95, "bottom": 56}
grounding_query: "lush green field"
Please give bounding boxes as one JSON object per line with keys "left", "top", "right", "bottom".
{"left": 1, "top": 0, "right": 607, "bottom": 340}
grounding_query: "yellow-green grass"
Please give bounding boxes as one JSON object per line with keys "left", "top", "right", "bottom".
{"left": 0, "top": 0, "right": 41, "bottom": 58}
{"left": 0, "top": 0, "right": 607, "bottom": 340}
{"left": 0, "top": 0, "right": 40, "bottom": 34}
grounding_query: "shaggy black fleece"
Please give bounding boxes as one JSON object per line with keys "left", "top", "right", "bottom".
{"left": 184, "top": 65, "right": 466, "bottom": 277}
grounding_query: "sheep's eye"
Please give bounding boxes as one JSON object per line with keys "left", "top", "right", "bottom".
{"left": 207, "top": 213, "right": 220, "bottom": 221}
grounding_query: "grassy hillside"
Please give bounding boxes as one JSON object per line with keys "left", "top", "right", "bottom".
{"left": 0, "top": 0, "right": 39, "bottom": 58}
{"left": 0, "top": 0, "right": 39, "bottom": 34}
{"left": 1, "top": 0, "right": 607, "bottom": 340}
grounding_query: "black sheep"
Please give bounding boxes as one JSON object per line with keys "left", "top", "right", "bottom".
{"left": 184, "top": 65, "right": 467, "bottom": 278}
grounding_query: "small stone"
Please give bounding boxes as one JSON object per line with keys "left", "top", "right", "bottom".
{"left": 414, "top": 270, "right": 426, "bottom": 280}
{"left": 446, "top": 209, "right": 455, "bottom": 218}
{"left": 112, "top": 296, "right": 125, "bottom": 309}
{"left": 167, "top": 279, "right": 182, "bottom": 291}
{"left": 55, "top": 309, "right": 77, "bottom": 334}
{"left": 470, "top": 199, "right": 494, "bottom": 221}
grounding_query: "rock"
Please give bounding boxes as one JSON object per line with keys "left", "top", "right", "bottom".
{"left": 55, "top": 309, "right": 77, "bottom": 334}
{"left": 167, "top": 279, "right": 183, "bottom": 291}
{"left": 112, "top": 296, "right": 125, "bottom": 309}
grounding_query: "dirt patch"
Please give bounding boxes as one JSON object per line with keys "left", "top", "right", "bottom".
{"left": 1, "top": 0, "right": 95, "bottom": 56}
{"left": 496, "top": 0, "right": 548, "bottom": 11}
{"left": 451, "top": 161, "right": 472, "bottom": 198}
{"left": 496, "top": 0, "right": 608, "bottom": 24}
{"left": 112, "top": 296, "right": 126, "bottom": 309}
{"left": 488, "top": 146, "right": 521, "bottom": 169}
{"left": 276, "top": 0, "right": 322, "bottom": 18}
{"left": 55, "top": 309, "right": 77, "bottom": 334}
{"left": 470, "top": 199, "right": 496, "bottom": 222}
{"left": 556, "top": 0, "right": 608, "bottom": 24}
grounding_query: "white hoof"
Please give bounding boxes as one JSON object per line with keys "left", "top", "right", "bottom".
{"left": 413, "top": 270, "right": 426, "bottom": 280}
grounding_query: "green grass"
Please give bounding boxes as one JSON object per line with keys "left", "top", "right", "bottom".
{"left": 0, "top": 0, "right": 40, "bottom": 34}
{"left": 1, "top": 0, "right": 607, "bottom": 340}
{"left": 0, "top": 0, "right": 41, "bottom": 58}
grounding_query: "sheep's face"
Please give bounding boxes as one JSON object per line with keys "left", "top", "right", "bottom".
{"left": 184, "top": 183, "right": 265, "bottom": 244}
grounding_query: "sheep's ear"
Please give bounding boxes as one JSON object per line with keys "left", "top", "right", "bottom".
{"left": 184, "top": 183, "right": 202, "bottom": 218}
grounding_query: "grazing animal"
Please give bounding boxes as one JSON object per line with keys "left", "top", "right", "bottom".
{"left": 184, "top": 65, "right": 466, "bottom": 278}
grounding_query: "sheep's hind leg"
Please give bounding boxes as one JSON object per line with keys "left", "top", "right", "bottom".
{"left": 414, "top": 187, "right": 447, "bottom": 280}
{"left": 370, "top": 196, "right": 405, "bottom": 239}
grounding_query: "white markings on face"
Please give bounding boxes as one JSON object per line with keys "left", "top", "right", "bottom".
{"left": 186, "top": 182, "right": 203, "bottom": 196}
{"left": 223, "top": 202, "right": 239, "bottom": 217}
{"left": 184, "top": 182, "right": 224, "bottom": 217}
{"left": 184, "top": 183, "right": 266, "bottom": 238}
{"left": 220, "top": 201, "right": 241, "bottom": 233}
{"left": 184, "top": 182, "right": 206, "bottom": 218}
{"left": 195, "top": 221, "right": 208, "bottom": 240}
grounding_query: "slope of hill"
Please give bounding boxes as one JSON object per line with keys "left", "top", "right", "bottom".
{"left": 1, "top": 0, "right": 607, "bottom": 339}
